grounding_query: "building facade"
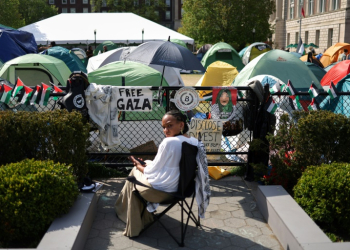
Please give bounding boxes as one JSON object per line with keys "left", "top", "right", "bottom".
{"left": 48, "top": 0, "right": 184, "bottom": 31}
{"left": 270, "top": 0, "right": 350, "bottom": 53}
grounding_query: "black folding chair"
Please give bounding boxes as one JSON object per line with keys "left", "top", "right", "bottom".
{"left": 127, "top": 141, "right": 200, "bottom": 247}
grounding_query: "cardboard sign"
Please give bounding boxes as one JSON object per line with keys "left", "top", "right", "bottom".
{"left": 116, "top": 87, "right": 152, "bottom": 111}
{"left": 188, "top": 118, "right": 223, "bottom": 153}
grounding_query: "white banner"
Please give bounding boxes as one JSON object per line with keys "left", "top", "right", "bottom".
{"left": 116, "top": 87, "right": 152, "bottom": 111}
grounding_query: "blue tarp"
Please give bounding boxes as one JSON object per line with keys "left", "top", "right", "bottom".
{"left": 0, "top": 28, "right": 38, "bottom": 63}
{"left": 41, "top": 46, "right": 87, "bottom": 73}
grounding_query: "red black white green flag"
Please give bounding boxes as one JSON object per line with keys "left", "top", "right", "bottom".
{"left": 12, "top": 77, "right": 25, "bottom": 98}
{"left": 308, "top": 98, "right": 319, "bottom": 111}
{"left": 19, "top": 86, "right": 34, "bottom": 105}
{"left": 286, "top": 80, "right": 297, "bottom": 96}
{"left": 308, "top": 82, "right": 320, "bottom": 98}
{"left": 327, "top": 81, "right": 338, "bottom": 99}
{"left": 30, "top": 85, "right": 41, "bottom": 105}
{"left": 265, "top": 97, "right": 278, "bottom": 114}
{"left": 290, "top": 95, "right": 303, "bottom": 110}
{"left": 51, "top": 83, "right": 63, "bottom": 101}
{"left": 39, "top": 83, "right": 52, "bottom": 106}
{"left": 0, "top": 84, "right": 13, "bottom": 104}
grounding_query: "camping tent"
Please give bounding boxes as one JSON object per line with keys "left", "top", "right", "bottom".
{"left": 238, "top": 46, "right": 248, "bottom": 58}
{"left": 0, "top": 54, "right": 71, "bottom": 86}
{"left": 324, "top": 62, "right": 339, "bottom": 72}
{"left": 320, "top": 43, "right": 350, "bottom": 67}
{"left": 201, "top": 42, "right": 244, "bottom": 71}
{"left": 320, "top": 74, "right": 350, "bottom": 117}
{"left": 19, "top": 13, "right": 194, "bottom": 45}
{"left": 242, "top": 42, "right": 272, "bottom": 65}
{"left": 93, "top": 41, "right": 118, "bottom": 56}
{"left": 232, "top": 50, "right": 322, "bottom": 91}
{"left": 88, "top": 61, "right": 169, "bottom": 87}
{"left": 195, "top": 61, "right": 239, "bottom": 97}
{"left": 41, "top": 46, "right": 87, "bottom": 73}
{"left": 196, "top": 44, "right": 212, "bottom": 61}
{"left": 290, "top": 52, "right": 302, "bottom": 58}
{"left": 71, "top": 48, "right": 88, "bottom": 66}
{"left": 0, "top": 27, "right": 38, "bottom": 63}
{"left": 304, "top": 62, "right": 326, "bottom": 83}
{"left": 320, "top": 60, "right": 350, "bottom": 87}
{"left": 169, "top": 39, "right": 187, "bottom": 48}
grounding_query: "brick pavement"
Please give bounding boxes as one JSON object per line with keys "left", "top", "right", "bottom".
{"left": 84, "top": 176, "right": 283, "bottom": 250}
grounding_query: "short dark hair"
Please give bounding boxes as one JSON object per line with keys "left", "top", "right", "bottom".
{"left": 165, "top": 110, "right": 189, "bottom": 134}
{"left": 345, "top": 49, "right": 348, "bottom": 53}
{"left": 50, "top": 41, "right": 56, "bottom": 47}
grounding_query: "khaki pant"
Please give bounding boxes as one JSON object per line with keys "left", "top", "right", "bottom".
{"left": 114, "top": 167, "right": 173, "bottom": 237}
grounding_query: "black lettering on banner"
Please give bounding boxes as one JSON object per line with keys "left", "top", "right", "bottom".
{"left": 137, "top": 89, "right": 143, "bottom": 96}
{"left": 126, "top": 99, "right": 134, "bottom": 110}
{"left": 119, "top": 88, "right": 125, "bottom": 96}
{"left": 134, "top": 99, "right": 141, "bottom": 109}
{"left": 142, "top": 98, "right": 152, "bottom": 110}
{"left": 125, "top": 89, "right": 131, "bottom": 97}
{"left": 117, "top": 99, "right": 124, "bottom": 110}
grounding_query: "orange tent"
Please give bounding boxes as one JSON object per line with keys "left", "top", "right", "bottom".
{"left": 300, "top": 54, "right": 324, "bottom": 68}
{"left": 320, "top": 43, "right": 350, "bottom": 67}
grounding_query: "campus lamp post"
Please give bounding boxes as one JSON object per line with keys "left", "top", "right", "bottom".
{"left": 252, "top": 28, "right": 256, "bottom": 42}
{"left": 94, "top": 29, "right": 96, "bottom": 49}
{"left": 142, "top": 28, "right": 144, "bottom": 43}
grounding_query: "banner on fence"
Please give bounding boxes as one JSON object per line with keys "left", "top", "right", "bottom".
{"left": 116, "top": 87, "right": 152, "bottom": 111}
{"left": 188, "top": 118, "right": 223, "bottom": 153}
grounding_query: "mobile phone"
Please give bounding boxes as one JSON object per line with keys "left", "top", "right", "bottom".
{"left": 130, "top": 156, "right": 146, "bottom": 165}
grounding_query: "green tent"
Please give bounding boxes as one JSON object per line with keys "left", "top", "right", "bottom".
{"left": 93, "top": 41, "right": 118, "bottom": 56}
{"left": 304, "top": 62, "right": 326, "bottom": 83}
{"left": 0, "top": 54, "right": 71, "bottom": 86}
{"left": 88, "top": 61, "right": 169, "bottom": 120}
{"left": 201, "top": 42, "right": 244, "bottom": 71}
{"left": 232, "top": 50, "right": 322, "bottom": 91}
{"left": 170, "top": 39, "right": 187, "bottom": 48}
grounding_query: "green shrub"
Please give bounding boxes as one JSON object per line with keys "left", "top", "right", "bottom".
{"left": 0, "top": 110, "right": 90, "bottom": 180}
{"left": 0, "top": 159, "right": 79, "bottom": 246}
{"left": 293, "top": 163, "right": 350, "bottom": 239}
{"left": 262, "top": 110, "right": 350, "bottom": 194}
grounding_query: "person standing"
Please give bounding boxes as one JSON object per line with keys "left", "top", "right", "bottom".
{"left": 86, "top": 45, "right": 93, "bottom": 59}
{"left": 338, "top": 49, "right": 348, "bottom": 61}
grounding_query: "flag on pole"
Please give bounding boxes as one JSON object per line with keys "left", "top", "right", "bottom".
{"left": 327, "top": 81, "right": 338, "bottom": 99}
{"left": 30, "top": 85, "right": 41, "bottom": 105}
{"left": 12, "top": 77, "right": 25, "bottom": 97}
{"left": 19, "top": 86, "right": 34, "bottom": 105}
{"left": 39, "top": 83, "right": 52, "bottom": 106}
{"left": 51, "top": 83, "right": 64, "bottom": 101}
{"left": 265, "top": 97, "right": 278, "bottom": 114}
{"left": 308, "top": 98, "right": 319, "bottom": 111}
{"left": 269, "top": 83, "right": 281, "bottom": 94}
{"left": 296, "top": 37, "right": 305, "bottom": 55}
{"left": 301, "top": 7, "right": 305, "bottom": 18}
{"left": 290, "top": 95, "right": 303, "bottom": 110}
{"left": 286, "top": 80, "right": 297, "bottom": 96}
{"left": 0, "top": 84, "right": 13, "bottom": 104}
{"left": 308, "top": 82, "right": 320, "bottom": 98}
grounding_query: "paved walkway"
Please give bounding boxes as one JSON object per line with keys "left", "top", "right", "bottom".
{"left": 84, "top": 176, "right": 283, "bottom": 250}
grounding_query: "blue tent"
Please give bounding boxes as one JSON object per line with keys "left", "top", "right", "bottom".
{"left": 238, "top": 46, "right": 248, "bottom": 58}
{"left": 0, "top": 27, "right": 38, "bottom": 63}
{"left": 41, "top": 46, "right": 87, "bottom": 73}
{"left": 320, "top": 75, "right": 350, "bottom": 117}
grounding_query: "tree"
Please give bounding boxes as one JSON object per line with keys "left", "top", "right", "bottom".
{"left": 0, "top": 0, "right": 25, "bottom": 29}
{"left": 18, "top": 0, "right": 58, "bottom": 26}
{"left": 91, "top": 0, "right": 166, "bottom": 23}
{"left": 178, "top": 0, "right": 275, "bottom": 49}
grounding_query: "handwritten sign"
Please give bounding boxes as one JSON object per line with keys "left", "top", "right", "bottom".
{"left": 116, "top": 87, "right": 152, "bottom": 111}
{"left": 188, "top": 118, "right": 223, "bottom": 153}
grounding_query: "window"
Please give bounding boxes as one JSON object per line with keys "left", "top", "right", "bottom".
{"left": 134, "top": 0, "right": 139, "bottom": 6}
{"left": 315, "top": 30, "right": 320, "bottom": 46}
{"left": 298, "top": 0, "right": 304, "bottom": 17}
{"left": 295, "top": 32, "right": 299, "bottom": 44}
{"left": 305, "top": 31, "right": 309, "bottom": 44}
{"left": 83, "top": 7, "right": 89, "bottom": 13}
{"left": 165, "top": 10, "right": 171, "bottom": 20}
{"left": 166, "top": 0, "right": 171, "bottom": 7}
{"left": 319, "top": 0, "right": 325, "bottom": 13}
{"left": 290, "top": 0, "right": 294, "bottom": 19}
{"left": 145, "top": 0, "right": 150, "bottom": 5}
{"left": 70, "top": 8, "right": 76, "bottom": 13}
{"left": 70, "top": 0, "right": 75, "bottom": 3}
{"left": 102, "top": 0, "right": 107, "bottom": 7}
{"left": 333, "top": 0, "right": 338, "bottom": 10}
{"left": 62, "top": 7, "right": 67, "bottom": 12}
{"left": 308, "top": 0, "right": 313, "bottom": 15}
{"left": 287, "top": 33, "right": 290, "bottom": 46}
{"left": 62, "top": 0, "right": 67, "bottom": 4}
{"left": 83, "top": 0, "right": 88, "bottom": 3}
{"left": 49, "top": 0, "right": 55, "bottom": 4}
{"left": 328, "top": 29, "right": 333, "bottom": 47}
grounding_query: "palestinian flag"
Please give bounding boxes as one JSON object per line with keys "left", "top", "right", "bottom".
{"left": 0, "top": 84, "right": 13, "bottom": 104}
{"left": 19, "top": 86, "right": 34, "bottom": 105}
{"left": 280, "top": 83, "right": 286, "bottom": 92}
{"left": 327, "top": 81, "right": 338, "bottom": 99}
{"left": 308, "top": 98, "right": 319, "bottom": 111}
{"left": 238, "top": 90, "right": 244, "bottom": 98}
{"left": 290, "top": 95, "right": 303, "bottom": 110}
{"left": 39, "top": 83, "right": 52, "bottom": 106}
{"left": 265, "top": 97, "right": 278, "bottom": 114}
{"left": 308, "top": 82, "right": 320, "bottom": 98}
{"left": 30, "top": 85, "right": 41, "bottom": 105}
{"left": 269, "top": 83, "right": 281, "bottom": 94}
{"left": 286, "top": 80, "right": 297, "bottom": 96}
{"left": 12, "top": 77, "right": 25, "bottom": 97}
{"left": 51, "top": 83, "right": 63, "bottom": 101}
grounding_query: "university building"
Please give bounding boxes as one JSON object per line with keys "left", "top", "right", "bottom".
{"left": 270, "top": 0, "right": 350, "bottom": 53}
{"left": 47, "top": 0, "right": 184, "bottom": 30}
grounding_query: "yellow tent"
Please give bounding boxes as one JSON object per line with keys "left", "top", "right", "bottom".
{"left": 320, "top": 43, "right": 350, "bottom": 67}
{"left": 195, "top": 61, "right": 239, "bottom": 98}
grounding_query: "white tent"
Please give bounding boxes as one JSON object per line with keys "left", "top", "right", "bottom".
{"left": 19, "top": 13, "right": 194, "bottom": 45}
